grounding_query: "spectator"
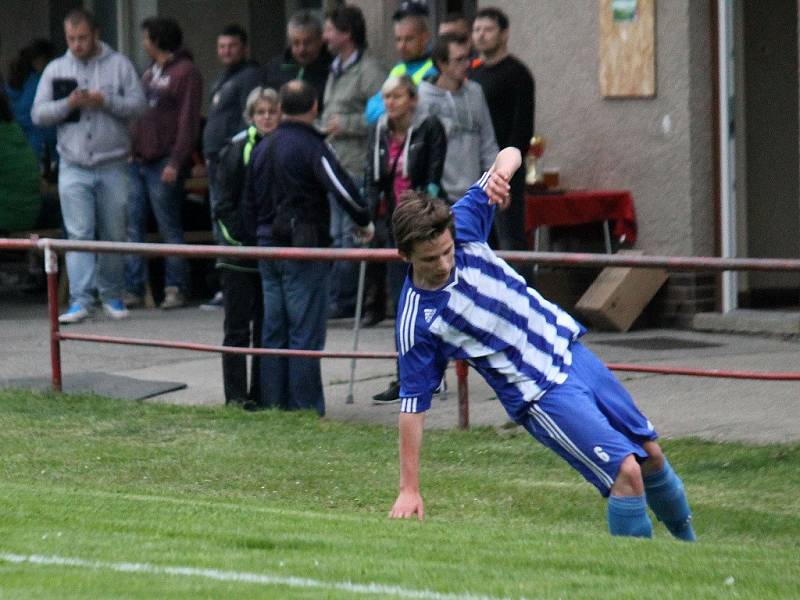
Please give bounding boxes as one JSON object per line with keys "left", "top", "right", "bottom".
{"left": 320, "top": 4, "right": 385, "bottom": 320}
{"left": 366, "top": 74, "right": 447, "bottom": 405}
{"left": 438, "top": 12, "right": 478, "bottom": 65}
{"left": 364, "top": 74, "right": 446, "bottom": 328}
{"left": 31, "top": 8, "right": 146, "bottom": 324}
{"left": 365, "top": 0, "right": 437, "bottom": 124}
{"left": 5, "top": 39, "right": 57, "bottom": 166}
{"left": 244, "top": 80, "right": 373, "bottom": 416}
{"left": 211, "top": 87, "right": 280, "bottom": 409}
{"left": 470, "top": 7, "right": 534, "bottom": 260}
{"left": 126, "top": 17, "right": 203, "bottom": 310}
{"left": 417, "top": 33, "right": 498, "bottom": 203}
{"left": 259, "top": 11, "right": 331, "bottom": 111}
{"left": 201, "top": 23, "right": 260, "bottom": 310}
{"left": 0, "top": 88, "right": 59, "bottom": 234}
{"left": 438, "top": 12, "right": 470, "bottom": 38}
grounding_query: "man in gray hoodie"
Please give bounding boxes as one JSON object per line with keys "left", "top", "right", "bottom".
{"left": 32, "top": 7, "right": 145, "bottom": 324}
{"left": 417, "top": 33, "right": 497, "bottom": 203}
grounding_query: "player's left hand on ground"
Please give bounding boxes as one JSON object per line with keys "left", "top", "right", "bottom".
{"left": 485, "top": 171, "right": 511, "bottom": 209}
{"left": 352, "top": 222, "right": 375, "bottom": 246}
{"left": 389, "top": 490, "right": 425, "bottom": 520}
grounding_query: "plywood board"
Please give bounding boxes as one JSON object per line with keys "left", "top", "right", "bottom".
{"left": 599, "top": 0, "right": 656, "bottom": 97}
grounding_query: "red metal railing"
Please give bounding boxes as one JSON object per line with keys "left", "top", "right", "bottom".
{"left": 3, "top": 236, "right": 800, "bottom": 430}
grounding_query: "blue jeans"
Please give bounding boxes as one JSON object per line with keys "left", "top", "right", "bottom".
{"left": 58, "top": 159, "right": 128, "bottom": 308}
{"left": 328, "top": 172, "right": 362, "bottom": 313}
{"left": 125, "top": 158, "right": 188, "bottom": 295}
{"left": 259, "top": 259, "right": 331, "bottom": 416}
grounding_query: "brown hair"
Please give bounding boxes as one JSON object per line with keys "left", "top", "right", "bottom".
{"left": 392, "top": 191, "right": 454, "bottom": 256}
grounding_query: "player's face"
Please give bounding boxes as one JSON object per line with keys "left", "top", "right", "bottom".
{"left": 65, "top": 20, "right": 98, "bottom": 61}
{"left": 251, "top": 100, "right": 281, "bottom": 136}
{"left": 403, "top": 229, "right": 455, "bottom": 290}
{"left": 217, "top": 35, "right": 246, "bottom": 67}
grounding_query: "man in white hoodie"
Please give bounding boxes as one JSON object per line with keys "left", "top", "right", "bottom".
{"left": 32, "top": 8, "right": 145, "bottom": 324}
{"left": 416, "top": 33, "right": 497, "bottom": 203}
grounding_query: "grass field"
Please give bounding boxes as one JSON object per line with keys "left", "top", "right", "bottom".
{"left": 1, "top": 389, "right": 798, "bottom": 599}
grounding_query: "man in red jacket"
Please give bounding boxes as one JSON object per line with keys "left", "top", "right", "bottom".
{"left": 126, "top": 17, "right": 203, "bottom": 310}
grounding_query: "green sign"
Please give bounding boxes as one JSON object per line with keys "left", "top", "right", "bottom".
{"left": 612, "top": 0, "right": 638, "bottom": 22}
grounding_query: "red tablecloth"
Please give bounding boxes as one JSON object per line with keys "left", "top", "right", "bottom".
{"left": 524, "top": 189, "right": 637, "bottom": 246}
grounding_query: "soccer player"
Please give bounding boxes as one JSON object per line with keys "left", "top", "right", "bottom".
{"left": 387, "top": 147, "right": 696, "bottom": 541}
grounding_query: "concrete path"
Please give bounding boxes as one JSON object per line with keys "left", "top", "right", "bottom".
{"left": 2, "top": 292, "right": 798, "bottom": 444}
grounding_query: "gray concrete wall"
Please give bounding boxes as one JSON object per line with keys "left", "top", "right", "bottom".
{"left": 485, "top": 1, "right": 715, "bottom": 257}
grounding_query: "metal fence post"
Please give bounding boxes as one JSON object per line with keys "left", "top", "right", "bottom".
{"left": 44, "top": 243, "right": 62, "bottom": 392}
{"left": 456, "top": 360, "right": 469, "bottom": 430}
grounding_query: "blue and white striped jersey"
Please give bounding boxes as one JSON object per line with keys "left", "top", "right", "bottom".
{"left": 397, "top": 173, "right": 586, "bottom": 422}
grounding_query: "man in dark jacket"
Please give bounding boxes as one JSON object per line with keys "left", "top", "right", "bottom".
{"left": 127, "top": 17, "right": 203, "bottom": 310}
{"left": 259, "top": 11, "right": 332, "bottom": 111}
{"left": 245, "top": 79, "right": 373, "bottom": 416}
{"left": 201, "top": 23, "right": 259, "bottom": 310}
{"left": 203, "top": 24, "right": 259, "bottom": 189}
{"left": 470, "top": 7, "right": 534, "bottom": 273}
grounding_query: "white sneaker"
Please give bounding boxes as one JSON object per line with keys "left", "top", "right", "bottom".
{"left": 160, "top": 286, "right": 186, "bottom": 309}
{"left": 58, "top": 303, "right": 91, "bottom": 324}
{"left": 199, "top": 290, "right": 224, "bottom": 310}
{"left": 102, "top": 299, "right": 130, "bottom": 320}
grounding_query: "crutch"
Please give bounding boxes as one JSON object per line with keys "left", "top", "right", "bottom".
{"left": 346, "top": 259, "right": 367, "bottom": 404}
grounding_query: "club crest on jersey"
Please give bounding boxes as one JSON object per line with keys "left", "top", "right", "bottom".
{"left": 423, "top": 308, "right": 436, "bottom": 323}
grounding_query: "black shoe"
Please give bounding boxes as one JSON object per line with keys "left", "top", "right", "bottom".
{"left": 328, "top": 305, "right": 354, "bottom": 319}
{"left": 242, "top": 400, "right": 266, "bottom": 412}
{"left": 372, "top": 380, "right": 401, "bottom": 404}
{"left": 361, "top": 310, "right": 384, "bottom": 327}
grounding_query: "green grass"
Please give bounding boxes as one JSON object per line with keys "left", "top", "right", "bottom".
{"left": 0, "top": 390, "right": 798, "bottom": 599}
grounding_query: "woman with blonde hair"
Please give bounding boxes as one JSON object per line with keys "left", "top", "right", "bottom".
{"left": 211, "top": 86, "right": 281, "bottom": 409}
{"left": 365, "top": 74, "right": 446, "bottom": 403}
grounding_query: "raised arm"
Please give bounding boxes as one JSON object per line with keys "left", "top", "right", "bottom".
{"left": 486, "top": 147, "right": 522, "bottom": 207}
{"left": 389, "top": 412, "right": 426, "bottom": 520}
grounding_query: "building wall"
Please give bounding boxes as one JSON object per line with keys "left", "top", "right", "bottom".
{"left": 487, "top": 1, "right": 715, "bottom": 258}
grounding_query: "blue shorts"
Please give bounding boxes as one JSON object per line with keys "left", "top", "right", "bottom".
{"left": 522, "top": 342, "right": 658, "bottom": 496}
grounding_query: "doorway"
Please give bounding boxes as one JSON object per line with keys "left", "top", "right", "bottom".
{"left": 736, "top": 0, "right": 800, "bottom": 308}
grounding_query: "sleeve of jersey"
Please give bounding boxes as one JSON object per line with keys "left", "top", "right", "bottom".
{"left": 397, "top": 331, "right": 446, "bottom": 414}
{"left": 452, "top": 172, "right": 494, "bottom": 244}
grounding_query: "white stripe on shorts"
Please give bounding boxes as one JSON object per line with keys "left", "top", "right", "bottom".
{"left": 528, "top": 403, "right": 614, "bottom": 489}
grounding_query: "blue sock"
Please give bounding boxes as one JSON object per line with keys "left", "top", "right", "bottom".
{"left": 607, "top": 495, "right": 653, "bottom": 538}
{"left": 643, "top": 459, "right": 696, "bottom": 542}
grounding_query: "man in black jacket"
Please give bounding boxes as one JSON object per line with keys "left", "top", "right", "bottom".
{"left": 202, "top": 24, "right": 260, "bottom": 309}
{"left": 245, "top": 79, "right": 373, "bottom": 416}
{"left": 203, "top": 24, "right": 260, "bottom": 172}
{"left": 259, "top": 11, "right": 332, "bottom": 112}
{"left": 470, "top": 7, "right": 534, "bottom": 275}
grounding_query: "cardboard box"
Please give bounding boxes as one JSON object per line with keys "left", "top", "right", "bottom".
{"left": 575, "top": 250, "right": 668, "bottom": 332}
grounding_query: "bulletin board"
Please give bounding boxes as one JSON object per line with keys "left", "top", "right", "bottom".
{"left": 599, "top": 0, "right": 656, "bottom": 97}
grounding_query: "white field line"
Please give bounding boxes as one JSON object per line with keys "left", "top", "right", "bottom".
{"left": 0, "top": 552, "right": 522, "bottom": 600}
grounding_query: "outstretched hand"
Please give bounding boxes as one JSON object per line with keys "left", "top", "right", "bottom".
{"left": 389, "top": 490, "right": 425, "bottom": 521}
